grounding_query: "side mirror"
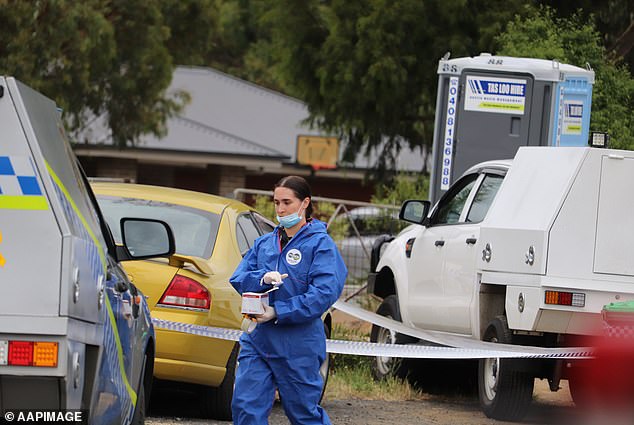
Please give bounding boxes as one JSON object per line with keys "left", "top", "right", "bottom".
{"left": 399, "top": 200, "right": 431, "bottom": 225}
{"left": 116, "top": 217, "right": 175, "bottom": 261}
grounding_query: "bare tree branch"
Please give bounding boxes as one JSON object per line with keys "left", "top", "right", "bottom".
{"left": 609, "top": 19, "right": 634, "bottom": 59}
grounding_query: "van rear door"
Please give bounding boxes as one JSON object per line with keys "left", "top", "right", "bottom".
{"left": 0, "top": 78, "right": 106, "bottom": 324}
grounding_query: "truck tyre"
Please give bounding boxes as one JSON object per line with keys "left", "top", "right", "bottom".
{"left": 370, "top": 295, "right": 416, "bottom": 381}
{"left": 478, "top": 316, "right": 534, "bottom": 421}
{"left": 200, "top": 343, "right": 238, "bottom": 420}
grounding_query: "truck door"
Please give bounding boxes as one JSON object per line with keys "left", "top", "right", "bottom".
{"left": 440, "top": 172, "right": 504, "bottom": 335}
{"left": 454, "top": 72, "right": 533, "bottom": 179}
{"left": 406, "top": 173, "right": 479, "bottom": 331}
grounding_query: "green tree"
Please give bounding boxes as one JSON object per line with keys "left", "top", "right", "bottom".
{"left": 360, "top": 172, "right": 429, "bottom": 235}
{"left": 0, "top": 0, "right": 217, "bottom": 147}
{"left": 189, "top": 0, "right": 283, "bottom": 91}
{"left": 496, "top": 7, "right": 634, "bottom": 149}
{"left": 371, "top": 173, "right": 429, "bottom": 207}
{"left": 537, "top": 1, "right": 634, "bottom": 71}
{"left": 260, "top": 0, "right": 528, "bottom": 172}
{"left": 162, "top": 0, "right": 217, "bottom": 66}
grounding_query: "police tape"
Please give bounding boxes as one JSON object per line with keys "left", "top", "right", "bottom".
{"left": 151, "top": 300, "right": 594, "bottom": 359}
{"left": 332, "top": 300, "right": 593, "bottom": 358}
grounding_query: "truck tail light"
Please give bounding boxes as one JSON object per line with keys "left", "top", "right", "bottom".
{"left": 545, "top": 290, "right": 585, "bottom": 307}
{"left": 158, "top": 275, "right": 210, "bottom": 310}
{"left": 4, "top": 340, "right": 58, "bottom": 367}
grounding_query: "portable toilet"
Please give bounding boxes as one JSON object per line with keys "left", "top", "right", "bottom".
{"left": 429, "top": 53, "right": 595, "bottom": 202}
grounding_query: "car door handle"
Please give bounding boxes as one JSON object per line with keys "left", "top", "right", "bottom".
{"left": 466, "top": 238, "right": 477, "bottom": 245}
{"left": 434, "top": 240, "right": 445, "bottom": 247}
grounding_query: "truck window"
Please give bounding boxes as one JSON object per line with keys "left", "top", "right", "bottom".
{"left": 432, "top": 174, "right": 478, "bottom": 225}
{"left": 466, "top": 174, "right": 504, "bottom": 223}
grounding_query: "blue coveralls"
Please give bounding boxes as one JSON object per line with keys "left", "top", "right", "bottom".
{"left": 230, "top": 219, "right": 347, "bottom": 425}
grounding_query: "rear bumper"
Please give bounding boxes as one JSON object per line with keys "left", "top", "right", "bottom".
{"left": 0, "top": 376, "right": 63, "bottom": 410}
{"left": 154, "top": 357, "right": 227, "bottom": 387}
{"left": 154, "top": 328, "right": 235, "bottom": 387}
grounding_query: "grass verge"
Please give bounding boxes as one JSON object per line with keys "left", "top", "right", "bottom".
{"left": 324, "top": 322, "right": 426, "bottom": 401}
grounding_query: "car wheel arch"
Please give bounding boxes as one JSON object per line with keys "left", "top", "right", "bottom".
{"left": 478, "top": 283, "right": 507, "bottom": 339}
{"left": 372, "top": 267, "right": 397, "bottom": 299}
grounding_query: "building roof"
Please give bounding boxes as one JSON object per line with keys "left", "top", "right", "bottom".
{"left": 74, "top": 66, "right": 424, "bottom": 172}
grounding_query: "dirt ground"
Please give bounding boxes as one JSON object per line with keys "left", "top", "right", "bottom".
{"left": 148, "top": 310, "right": 587, "bottom": 425}
{"left": 147, "top": 379, "right": 579, "bottom": 425}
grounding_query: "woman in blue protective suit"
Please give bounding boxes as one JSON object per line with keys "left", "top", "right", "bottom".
{"left": 230, "top": 175, "right": 347, "bottom": 425}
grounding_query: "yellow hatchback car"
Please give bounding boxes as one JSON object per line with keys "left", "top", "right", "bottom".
{"left": 91, "top": 182, "right": 277, "bottom": 420}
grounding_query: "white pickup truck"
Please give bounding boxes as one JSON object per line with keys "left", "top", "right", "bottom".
{"left": 367, "top": 146, "right": 634, "bottom": 421}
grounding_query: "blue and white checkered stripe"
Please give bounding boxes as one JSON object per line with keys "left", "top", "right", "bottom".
{"left": 153, "top": 318, "right": 242, "bottom": 342}
{"left": 103, "top": 299, "right": 135, "bottom": 422}
{"left": 50, "top": 176, "right": 105, "bottom": 284}
{"left": 0, "top": 155, "right": 42, "bottom": 196}
{"left": 0, "top": 156, "right": 42, "bottom": 196}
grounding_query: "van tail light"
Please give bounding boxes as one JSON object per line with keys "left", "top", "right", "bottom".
{"left": 33, "top": 342, "right": 59, "bottom": 367}
{"left": 8, "top": 341, "right": 32, "bottom": 366}
{"left": 158, "top": 275, "right": 211, "bottom": 310}
{"left": 3, "top": 340, "right": 58, "bottom": 367}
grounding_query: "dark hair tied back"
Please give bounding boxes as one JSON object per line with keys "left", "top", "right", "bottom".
{"left": 274, "top": 175, "right": 313, "bottom": 218}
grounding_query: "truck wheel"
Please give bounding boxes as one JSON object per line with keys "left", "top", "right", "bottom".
{"left": 200, "top": 343, "right": 238, "bottom": 420}
{"left": 370, "top": 295, "right": 416, "bottom": 381}
{"left": 478, "top": 316, "right": 534, "bottom": 421}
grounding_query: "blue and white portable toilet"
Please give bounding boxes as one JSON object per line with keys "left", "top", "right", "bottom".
{"left": 430, "top": 53, "right": 594, "bottom": 202}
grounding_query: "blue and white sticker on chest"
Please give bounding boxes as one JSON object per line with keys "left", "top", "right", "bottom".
{"left": 285, "top": 248, "right": 302, "bottom": 265}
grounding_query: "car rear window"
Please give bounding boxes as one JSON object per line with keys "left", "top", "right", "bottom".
{"left": 97, "top": 195, "right": 221, "bottom": 259}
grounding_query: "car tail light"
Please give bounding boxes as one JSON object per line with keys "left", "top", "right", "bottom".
{"left": 159, "top": 275, "right": 211, "bottom": 310}
{"left": 4, "top": 340, "right": 58, "bottom": 367}
{"left": 544, "top": 290, "right": 585, "bottom": 307}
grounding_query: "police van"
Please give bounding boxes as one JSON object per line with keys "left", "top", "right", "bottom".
{"left": 0, "top": 77, "right": 175, "bottom": 423}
